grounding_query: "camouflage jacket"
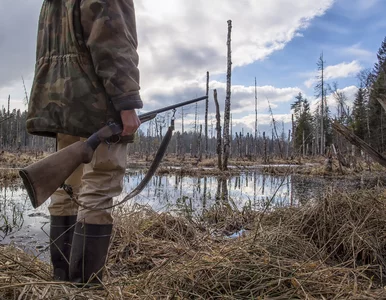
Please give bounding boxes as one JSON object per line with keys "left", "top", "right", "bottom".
{"left": 27, "top": 0, "right": 143, "bottom": 139}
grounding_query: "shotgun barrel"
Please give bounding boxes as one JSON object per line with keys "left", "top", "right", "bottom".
{"left": 138, "top": 95, "right": 208, "bottom": 123}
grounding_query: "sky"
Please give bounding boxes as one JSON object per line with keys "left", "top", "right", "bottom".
{"left": 0, "top": 0, "right": 385, "bottom": 136}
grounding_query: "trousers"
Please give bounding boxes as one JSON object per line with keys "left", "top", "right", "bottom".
{"left": 48, "top": 133, "right": 127, "bottom": 224}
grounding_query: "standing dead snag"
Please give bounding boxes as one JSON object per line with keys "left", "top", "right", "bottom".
{"left": 315, "top": 53, "right": 327, "bottom": 155}
{"left": 223, "top": 20, "right": 232, "bottom": 170}
{"left": 205, "top": 71, "right": 209, "bottom": 157}
{"left": 214, "top": 89, "right": 222, "bottom": 170}
{"left": 197, "top": 124, "right": 202, "bottom": 162}
{"left": 268, "top": 99, "right": 283, "bottom": 158}
{"left": 254, "top": 77, "right": 258, "bottom": 159}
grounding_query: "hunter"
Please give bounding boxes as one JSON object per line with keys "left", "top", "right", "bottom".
{"left": 27, "top": 0, "right": 142, "bottom": 285}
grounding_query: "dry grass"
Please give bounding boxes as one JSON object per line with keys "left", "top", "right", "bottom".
{"left": 0, "top": 169, "right": 20, "bottom": 185}
{"left": 0, "top": 151, "right": 47, "bottom": 185}
{"left": 0, "top": 151, "right": 45, "bottom": 168}
{"left": 2, "top": 188, "right": 386, "bottom": 299}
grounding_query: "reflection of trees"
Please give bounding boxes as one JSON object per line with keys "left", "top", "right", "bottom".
{"left": 215, "top": 177, "right": 228, "bottom": 201}
{"left": 126, "top": 170, "right": 302, "bottom": 215}
{"left": 0, "top": 187, "right": 25, "bottom": 240}
{"left": 202, "top": 177, "right": 207, "bottom": 210}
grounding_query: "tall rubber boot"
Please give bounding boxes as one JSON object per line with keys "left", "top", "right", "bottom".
{"left": 50, "top": 215, "right": 77, "bottom": 281}
{"left": 69, "top": 222, "right": 113, "bottom": 286}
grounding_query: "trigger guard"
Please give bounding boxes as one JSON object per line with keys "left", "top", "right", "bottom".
{"left": 105, "top": 135, "right": 121, "bottom": 145}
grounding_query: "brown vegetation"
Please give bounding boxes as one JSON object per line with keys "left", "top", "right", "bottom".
{"left": 1, "top": 188, "right": 386, "bottom": 299}
{"left": 0, "top": 151, "right": 46, "bottom": 185}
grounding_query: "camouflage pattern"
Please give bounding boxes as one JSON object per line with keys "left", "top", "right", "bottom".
{"left": 27, "top": 0, "right": 142, "bottom": 139}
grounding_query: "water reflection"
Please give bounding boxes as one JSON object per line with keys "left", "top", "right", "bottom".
{"left": 0, "top": 186, "right": 26, "bottom": 238}
{"left": 0, "top": 184, "right": 50, "bottom": 260}
{"left": 121, "top": 171, "right": 296, "bottom": 218}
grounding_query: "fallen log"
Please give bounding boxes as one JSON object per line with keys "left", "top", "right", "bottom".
{"left": 332, "top": 121, "right": 386, "bottom": 168}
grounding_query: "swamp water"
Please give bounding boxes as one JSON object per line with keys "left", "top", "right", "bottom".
{"left": 0, "top": 169, "right": 366, "bottom": 261}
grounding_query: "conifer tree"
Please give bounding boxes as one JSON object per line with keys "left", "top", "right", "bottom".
{"left": 368, "top": 37, "right": 386, "bottom": 151}
{"left": 291, "top": 93, "right": 313, "bottom": 155}
{"left": 351, "top": 87, "right": 367, "bottom": 140}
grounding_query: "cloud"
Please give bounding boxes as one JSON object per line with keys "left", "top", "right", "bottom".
{"left": 304, "top": 60, "right": 362, "bottom": 88}
{"left": 0, "top": 1, "right": 40, "bottom": 88}
{"left": 339, "top": 44, "right": 375, "bottom": 62}
{"left": 135, "top": 0, "right": 335, "bottom": 94}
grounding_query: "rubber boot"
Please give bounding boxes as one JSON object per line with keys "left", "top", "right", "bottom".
{"left": 69, "top": 222, "right": 113, "bottom": 286}
{"left": 50, "top": 215, "right": 77, "bottom": 281}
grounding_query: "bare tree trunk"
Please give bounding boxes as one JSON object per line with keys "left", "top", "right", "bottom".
{"left": 22, "top": 76, "right": 29, "bottom": 106}
{"left": 222, "top": 20, "right": 232, "bottom": 170}
{"left": 254, "top": 77, "right": 258, "bottom": 159}
{"left": 146, "top": 122, "right": 151, "bottom": 161}
{"left": 155, "top": 118, "right": 160, "bottom": 141}
{"left": 236, "top": 132, "right": 241, "bottom": 158}
{"left": 230, "top": 113, "right": 233, "bottom": 159}
{"left": 176, "top": 131, "right": 180, "bottom": 158}
{"left": 246, "top": 132, "right": 250, "bottom": 158}
{"left": 321, "top": 81, "right": 324, "bottom": 155}
{"left": 268, "top": 101, "right": 283, "bottom": 158}
{"left": 193, "top": 103, "right": 198, "bottom": 156}
{"left": 198, "top": 124, "right": 202, "bottom": 162}
{"left": 7, "top": 95, "right": 10, "bottom": 149}
{"left": 181, "top": 107, "right": 184, "bottom": 134}
{"left": 205, "top": 71, "right": 209, "bottom": 157}
{"left": 287, "top": 129, "right": 291, "bottom": 159}
{"left": 263, "top": 131, "right": 267, "bottom": 163}
{"left": 214, "top": 89, "right": 222, "bottom": 170}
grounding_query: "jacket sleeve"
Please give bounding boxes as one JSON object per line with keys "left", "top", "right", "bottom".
{"left": 80, "top": 0, "right": 143, "bottom": 111}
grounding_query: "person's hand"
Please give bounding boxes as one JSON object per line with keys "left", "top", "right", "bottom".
{"left": 120, "top": 110, "right": 141, "bottom": 136}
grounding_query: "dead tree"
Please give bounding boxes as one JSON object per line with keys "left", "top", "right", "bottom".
{"left": 263, "top": 131, "right": 267, "bottom": 163}
{"left": 315, "top": 53, "right": 327, "bottom": 155}
{"left": 254, "top": 77, "right": 258, "bottom": 159}
{"left": 205, "top": 71, "right": 209, "bottom": 157}
{"left": 22, "top": 76, "right": 29, "bottom": 106}
{"left": 181, "top": 106, "right": 184, "bottom": 134}
{"left": 214, "top": 89, "right": 222, "bottom": 170}
{"left": 197, "top": 124, "right": 202, "bottom": 161}
{"left": 222, "top": 20, "right": 232, "bottom": 170}
{"left": 268, "top": 99, "right": 283, "bottom": 158}
{"left": 235, "top": 132, "right": 241, "bottom": 158}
